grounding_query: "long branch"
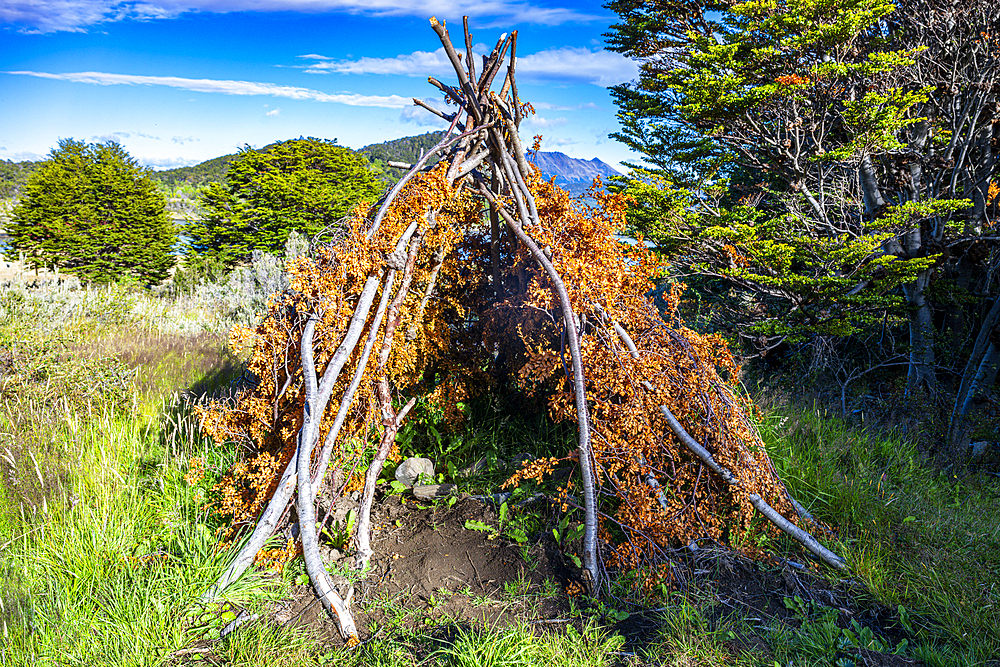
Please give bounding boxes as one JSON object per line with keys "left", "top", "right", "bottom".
{"left": 297, "top": 316, "right": 359, "bottom": 642}
{"left": 476, "top": 179, "right": 600, "bottom": 591}
{"left": 659, "top": 405, "right": 846, "bottom": 570}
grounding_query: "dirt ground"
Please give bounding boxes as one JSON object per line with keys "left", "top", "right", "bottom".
{"left": 276, "top": 493, "right": 572, "bottom": 645}
{"left": 174, "top": 490, "right": 926, "bottom": 666}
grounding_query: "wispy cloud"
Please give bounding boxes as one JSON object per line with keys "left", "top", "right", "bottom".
{"left": 171, "top": 135, "right": 198, "bottom": 144}
{"left": 91, "top": 130, "right": 161, "bottom": 142}
{"left": 0, "top": 150, "right": 47, "bottom": 162}
{"left": 300, "top": 48, "right": 452, "bottom": 76}
{"left": 296, "top": 45, "right": 636, "bottom": 87}
{"left": 399, "top": 98, "right": 450, "bottom": 127}
{"left": 524, "top": 115, "right": 567, "bottom": 128}
{"left": 4, "top": 70, "right": 411, "bottom": 107}
{"left": 517, "top": 47, "right": 637, "bottom": 86}
{"left": 140, "top": 155, "right": 205, "bottom": 170}
{"left": 266, "top": 108, "right": 281, "bottom": 116}
{"left": 2, "top": 0, "right": 602, "bottom": 34}
{"left": 534, "top": 101, "right": 600, "bottom": 111}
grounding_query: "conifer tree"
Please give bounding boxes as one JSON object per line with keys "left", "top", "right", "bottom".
{"left": 8, "top": 139, "right": 176, "bottom": 285}
{"left": 606, "top": 0, "right": 999, "bottom": 394}
{"left": 188, "top": 138, "right": 383, "bottom": 265}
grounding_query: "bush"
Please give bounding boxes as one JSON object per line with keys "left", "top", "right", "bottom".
{"left": 7, "top": 139, "right": 176, "bottom": 286}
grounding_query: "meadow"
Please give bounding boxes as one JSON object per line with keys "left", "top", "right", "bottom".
{"left": 0, "top": 261, "right": 997, "bottom": 667}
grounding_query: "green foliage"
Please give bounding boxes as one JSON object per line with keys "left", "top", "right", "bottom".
{"left": 604, "top": 0, "right": 977, "bottom": 352}
{"left": 7, "top": 139, "right": 176, "bottom": 285}
{"left": 771, "top": 595, "right": 910, "bottom": 666}
{"left": 188, "top": 138, "right": 383, "bottom": 265}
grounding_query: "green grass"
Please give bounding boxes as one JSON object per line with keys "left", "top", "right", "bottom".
{"left": 760, "top": 404, "right": 1000, "bottom": 665}
{"left": 0, "top": 284, "right": 308, "bottom": 666}
{"left": 2, "top": 279, "right": 997, "bottom": 667}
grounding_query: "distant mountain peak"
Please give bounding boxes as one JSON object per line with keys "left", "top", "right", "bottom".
{"left": 528, "top": 150, "right": 621, "bottom": 186}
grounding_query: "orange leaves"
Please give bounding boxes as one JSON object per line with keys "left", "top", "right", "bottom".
{"left": 199, "top": 150, "right": 794, "bottom": 578}
{"left": 776, "top": 73, "right": 810, "bottom": 86}
{"left": 184, "top": 457, "right": 205, "bottom": 486}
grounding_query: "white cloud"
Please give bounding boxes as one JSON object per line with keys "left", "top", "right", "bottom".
{"left": 1, "top": 0, "right": 602, "bottom": 34}
{"left": 524, "top": 115, "right": 567, "bottom": 128}
{"left": 266, "top": 108, "right": 280, "bottom": 116}
{"left": 533, "top": 101, "right": 600, "bottom": 111}
{"left": 4, "top": 70, "right": 411, "bottom": 107}
{"left": 297, "top": 45, "right": 636, "bottom": 87}
{"left": 0, "top": 150, "right": 47, "bottom": 162}
{"left": 300, "top": 48, "right": 452, "bottom": 76}
{"left": 517, "top": 47, "right": 637, "bottom": 86}
{"left": 171, "top": 135, "right": 198, "bottom": 144}
{"left": 141, "top": 156, "right": 205, "bottom": 169}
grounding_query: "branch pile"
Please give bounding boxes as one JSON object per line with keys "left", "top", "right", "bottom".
{"left": 197, "top": 16, "right": 845, "bottom": 644}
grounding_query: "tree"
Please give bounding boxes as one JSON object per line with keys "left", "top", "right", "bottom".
{"left": 8, "top": 139, "right": 176, "bottom": 285}
{"left": 188, "top": 138, "right": 384, "bottom": 265}
{"left": 605, "top": 0, "right": 1000, "bottom": 397}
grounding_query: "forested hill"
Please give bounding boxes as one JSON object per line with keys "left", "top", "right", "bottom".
{"left": 150, "top": 153, "right": 239, "bottom": 188}
{"left": 0, "top": 160, "right": 42, "bottom": 199}
{"left": 360, "top": 132, "right": 443, "bottom": 182}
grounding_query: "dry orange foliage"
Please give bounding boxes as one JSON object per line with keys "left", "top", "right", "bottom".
{"left": 200, "top": 158, "right": 797, "bottom": 573}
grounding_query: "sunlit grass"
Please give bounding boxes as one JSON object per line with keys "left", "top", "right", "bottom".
{"left": 760, "top": 405, "right": 1000, "bottom": 665}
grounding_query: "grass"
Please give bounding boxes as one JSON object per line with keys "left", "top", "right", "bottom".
{"left": 2, "top": 275, "right": 997, "bottom": 667}
{"left": 760, "top": 404, "right": 1000, "bottom": 665}
{"left": 0, "top": 282, "right": 304, "bottom": 666}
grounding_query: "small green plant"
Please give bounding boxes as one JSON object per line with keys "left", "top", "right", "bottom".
{"left": 772, "top": 596, "right": 911, "bottom": 667}
{"left": 321, "top": 509, "right": 357, "bottom": 550}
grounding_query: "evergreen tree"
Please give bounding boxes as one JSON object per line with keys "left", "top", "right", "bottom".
{"left": 8, "top": 139, "right": 176, "bottom": 285}
{"left": 188, "top": 138, "right": 384, "bottom": 265}
{"left": 606, "top": 0, "right": 999, "bottom": 393}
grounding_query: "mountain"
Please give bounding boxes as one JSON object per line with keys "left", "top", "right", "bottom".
{"left": 528, "top": 151, "right": 621, "bottom": 187}
{"left": 360, "top": 133, "right": 621, "bottom": 195}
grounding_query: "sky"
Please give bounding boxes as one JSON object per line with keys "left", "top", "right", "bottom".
{"left": 0, "top": 1, "right": 641, "bottom": 173}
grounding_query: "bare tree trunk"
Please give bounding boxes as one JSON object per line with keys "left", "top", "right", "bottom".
{"left": 902, "top": 270, "right": 937, "bottom": 393}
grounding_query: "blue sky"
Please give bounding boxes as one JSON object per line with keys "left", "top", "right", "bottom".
{"left": 0, "top": 1, "right": 640, "bottom": 172}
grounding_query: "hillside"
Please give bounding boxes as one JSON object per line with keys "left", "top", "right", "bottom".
{"left": 360, "top": 132, "right": 443, "bottom": 183}
{"left": 149, "top": 153, "right": 239, "bottom": 188}
{"left": 0, "top": 160, "right": 42, "bottom": 200}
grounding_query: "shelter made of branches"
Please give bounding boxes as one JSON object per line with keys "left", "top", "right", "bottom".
{"left": 198, "top": 17, "right": 844, "bottom": 644}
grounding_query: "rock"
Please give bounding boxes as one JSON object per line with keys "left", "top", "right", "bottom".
{"left": 413, "top": 484, "right": 457, "bottom": 501}
{"left": 510, "top": 453, "right": 534, "bottom": 468}
{"left": 395, "top": 457, "right": 435, "bottom": 487}
{"left": 458, "top": 456, "right": 489, "bottom": 477}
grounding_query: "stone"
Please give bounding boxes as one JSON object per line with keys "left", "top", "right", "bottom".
{"left": 413, "top": 484, "right": 457, "bottom": 501}
{"left": 395, "top": 457, "right": 435, "bottom": 487}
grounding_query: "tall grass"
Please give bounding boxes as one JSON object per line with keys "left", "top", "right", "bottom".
{"left": 760, "top": 405, "right": 1000, "bottom": 665}
{"left": 0, "top": 278, "right": 297, "bottom": 666}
